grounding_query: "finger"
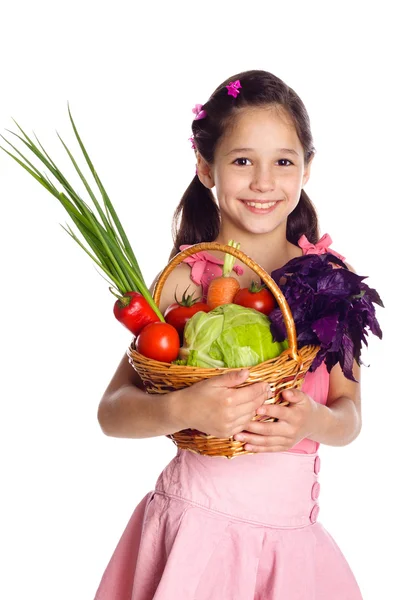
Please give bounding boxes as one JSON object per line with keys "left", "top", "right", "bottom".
{"left": 230, "top": 395, "right": 279, "bottom": 435}
{"left": 234, "top": 386, "right": 273, "bottom": 417}
{"left": 230, "top": 402, "right": 260, "bottom": 424}
{"left": 281, "top": 389, "right": 305, "bottom": 403}
{"left": 214, "top": 368, "right": 250, "bottom": 388}
{"left": 256, "top": 402, "right": 291, "bottom": 421}
{"left": 234, "top": 420, "right": 287, "bottom": 439}
{"left": 241, "top": 434, "right": 290, "bottom": 448}
{"left": 245, "top": 443, "right": 290, "bottom": 453}
{"left": 234, "top": 380, "right": 272, "bottom": 406}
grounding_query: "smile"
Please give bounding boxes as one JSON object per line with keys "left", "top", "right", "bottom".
{"left": 240, "top": 199, "right": 280, "bottom": 212}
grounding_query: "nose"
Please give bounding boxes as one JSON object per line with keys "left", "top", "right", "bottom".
{"left": 249, "top": 165, "right": 275, "bottom": 193}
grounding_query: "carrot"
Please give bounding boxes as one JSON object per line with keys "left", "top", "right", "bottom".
{"left": 207, "top": 240, "right": 241, "bottom": 309}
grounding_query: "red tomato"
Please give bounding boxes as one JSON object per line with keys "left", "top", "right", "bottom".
{"left": 233, "top": 282, "right": 276, "bottom": 315}
{"left": 136, "top": 322, "right": 180, "bottom": 363}
{"left": 164, "top": 286, "right": 210, "bottom": 340}
{"left": 164, "top": 302, "right": 210, "bottom": 339}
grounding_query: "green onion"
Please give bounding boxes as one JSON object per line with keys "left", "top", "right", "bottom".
{"left": 0, "top": 108, "right": 164, "bottom": 322}
{"left": 222, "top": 240, "right": 240, "bottom": 276}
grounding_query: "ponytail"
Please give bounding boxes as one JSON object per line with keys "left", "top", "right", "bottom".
{"left": 286, "top": 189, "right": 319, "bottom": 246}
{"left": 170, "top": 175, "right": 220, "bottom": 259}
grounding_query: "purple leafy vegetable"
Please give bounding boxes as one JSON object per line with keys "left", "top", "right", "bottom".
{"left": 269, "top": 253, "right": 383, "bottom": 381}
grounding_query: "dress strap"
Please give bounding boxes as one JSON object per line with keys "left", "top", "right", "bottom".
{"left": 298, "top": 233, "right": 345, "bottom": 261}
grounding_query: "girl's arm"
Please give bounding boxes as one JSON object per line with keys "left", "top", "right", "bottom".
{"left": 97, "top": 264, "right": 202, "bottom": 438}
{"left": 307, "top": 261, "right": 362, "bottom": 446}
{"left": 307, "top": 361, "right": 362, "bottom": 447}
{"left": 97, "top": 352, "right": 187, "bottom": 438}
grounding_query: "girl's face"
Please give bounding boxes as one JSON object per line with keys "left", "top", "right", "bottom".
{"left": 198, "top": 106, "right": 312, "bottom": 238}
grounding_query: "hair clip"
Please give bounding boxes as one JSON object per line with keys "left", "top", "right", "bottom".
{"left": 188, "top": 136, "right": 196, "bottom": 149}
{"left": 226, "top": 80, "right": 241, "bottom": 98}
{"left": 192, "top": 104, "right": 207, "bottom": 120}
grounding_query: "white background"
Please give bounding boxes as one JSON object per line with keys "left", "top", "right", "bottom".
{"left": 0, "top": 1, "right": 397, "bottom": 598}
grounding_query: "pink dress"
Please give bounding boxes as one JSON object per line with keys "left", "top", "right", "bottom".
{"left": 94, "top": 235, "right": 363, "bottom": 600}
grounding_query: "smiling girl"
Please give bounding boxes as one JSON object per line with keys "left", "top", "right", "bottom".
{"left": 95, "top": 70, "right": 363, "bottom": 599}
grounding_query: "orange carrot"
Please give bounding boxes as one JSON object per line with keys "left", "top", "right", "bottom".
{"left": 207, "top": 240, "right": 241, "bottom": 309}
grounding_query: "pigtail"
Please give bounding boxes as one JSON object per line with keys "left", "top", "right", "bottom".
{"left": 170, "top": 175, "right": 220, "bottom": 259}
{"left": 286, "top": 189, "right": 319, "bottom": 245}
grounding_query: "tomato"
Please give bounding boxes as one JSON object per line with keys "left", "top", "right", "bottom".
{"left": 165, "top": 302, "right": 210, "bottom": 338}
{"left": 164, "top": 287, "right": 210, "bottom": 340}
{"left": 136, "top": 322, "right": 180, "bottom": 363}
{"left": 233, "top": 281, "right": 276, "bottom": 315}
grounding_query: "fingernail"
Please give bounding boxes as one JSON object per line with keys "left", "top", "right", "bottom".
{"left": 235, "top": 434, "right": 244, "bottom": 441}
{"left": 257, "top": 408, "right": 266, "bottom": 415}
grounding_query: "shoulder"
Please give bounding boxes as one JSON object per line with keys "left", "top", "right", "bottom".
{"left": 344, "top": 261, "right": 356, "bottom": 273}
{"left": 149, "top": 262, "right": 202, "bottom": 315}
{"left": 297, "top": 233, "right": 352, "bottom": 266}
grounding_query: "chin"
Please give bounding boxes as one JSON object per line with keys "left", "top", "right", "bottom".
{"left": 239, "top": 218, "right": 282, "bottom": 236}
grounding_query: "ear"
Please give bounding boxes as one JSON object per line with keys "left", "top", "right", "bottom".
{"left": 196, "top": 153, "right": 215, "bottom": 189}
{"left": 302, "top": 152, "right": 315, "bottom": 188}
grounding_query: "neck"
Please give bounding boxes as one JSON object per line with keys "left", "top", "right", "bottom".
{"left": 215, "top": 222, "right": 299, "bottom": 273}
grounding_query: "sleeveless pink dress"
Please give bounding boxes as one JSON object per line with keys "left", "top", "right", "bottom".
{"left": 94, "top": 235, "right": 363, "bottom": 600}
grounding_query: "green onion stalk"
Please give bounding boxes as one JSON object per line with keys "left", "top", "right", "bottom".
{"left": 0, "top": 106, "right": 164, "bottom": 322}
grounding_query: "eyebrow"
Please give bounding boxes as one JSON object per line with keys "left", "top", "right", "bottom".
{"left": 225, "top": 147, "right": 300, "bottom": 156}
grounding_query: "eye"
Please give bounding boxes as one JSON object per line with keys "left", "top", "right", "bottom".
{"left": 233, "top": 157, "right": 251, "bottom": 166}
{"left": 277, "top": 159, "right": 294, "bottom": 166}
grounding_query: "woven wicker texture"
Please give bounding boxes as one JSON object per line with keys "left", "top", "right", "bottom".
{"left": 127, "top": 243, "right": 319, "bottom": 458}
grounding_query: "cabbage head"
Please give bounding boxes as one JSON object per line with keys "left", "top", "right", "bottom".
{"left": 178, "top": 304, "right": 288, "bottom": 368}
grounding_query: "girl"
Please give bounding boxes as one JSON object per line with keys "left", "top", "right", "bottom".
{"left": 94, "top": 70, "right": 363, "bottom": 599}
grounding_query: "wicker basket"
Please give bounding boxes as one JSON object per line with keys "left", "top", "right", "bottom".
{"left": 127, "top": 243, "right": 319, "bottom": 459}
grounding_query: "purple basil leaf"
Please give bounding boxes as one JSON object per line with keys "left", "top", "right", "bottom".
{"left": 312, "top": 315, "right": 339, "bottom": 345}
{"left": 269, "top": 252, "right": 383, "bottom": 381}
{"left": 340, "top": 334, "right": 357, "bottom": 381}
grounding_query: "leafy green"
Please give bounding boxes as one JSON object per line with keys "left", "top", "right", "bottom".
{"left": 178, "top": 311, "right": 226, "bottom": 368}
{"left": 0, "top": 109, "right": 164, "bottom": 321}
{"left": 178, "top": 304, "right": 288, "bottom": 368}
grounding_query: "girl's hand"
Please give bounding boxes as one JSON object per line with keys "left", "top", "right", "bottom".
{"left": 175, "top": 369, "right": 271, "bottom": 439}
{"left": 233, "top": 389, "right": 319, "bottom": 452}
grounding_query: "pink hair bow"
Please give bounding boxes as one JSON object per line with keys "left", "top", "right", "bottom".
{"left": 179, "top": 245, "right": 244, "bottom": 286}
{"left": 192, "top": 104, "right": 207, "bottom": 120}
{"left": 298, "top": 233, "right": 345, "bottom": 261}
{"left": 226, "top": 80, "right": 241, "bottom": 98}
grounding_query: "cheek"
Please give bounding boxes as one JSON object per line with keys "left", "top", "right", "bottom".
{"left": 215, "top": 177, "right": 238, "bottom": 201}
{"left": 216, "top": 169, "right": 247, "bottom": 196}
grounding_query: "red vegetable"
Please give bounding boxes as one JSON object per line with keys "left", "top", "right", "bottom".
{"left": 136, "top": 322, "right": 180, "bottom": 363}
{"left": 113, "top": 291, "right": 160, "bottom": 336}
{"left": 164, "top": 287, "right": 210, "bottom": 340}
{"left": 233, "top": 281, "right": 276, "bottom": 315}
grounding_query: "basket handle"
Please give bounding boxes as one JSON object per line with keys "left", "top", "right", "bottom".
{"left": 153, "top": 242, "right": 300, "bottom": 363}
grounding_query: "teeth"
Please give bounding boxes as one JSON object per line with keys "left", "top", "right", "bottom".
{"left": 245, "top": 201, "right": 276, "bottom": 209}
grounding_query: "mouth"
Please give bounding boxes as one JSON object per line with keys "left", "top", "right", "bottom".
{"left": 240, "top": 199, "right": 281, "bottom": 212}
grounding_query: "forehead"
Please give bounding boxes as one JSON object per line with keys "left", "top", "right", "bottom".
{"left": 218, "top": 106, "right": 301, "bottom": 151}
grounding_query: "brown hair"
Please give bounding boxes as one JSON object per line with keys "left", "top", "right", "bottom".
{"left": 171, "top": 69, "right": 318, "bottom": 257}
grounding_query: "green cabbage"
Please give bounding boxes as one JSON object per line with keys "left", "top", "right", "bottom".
{"left": 178, "top": 304, "right": 288, "bottom": 368}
